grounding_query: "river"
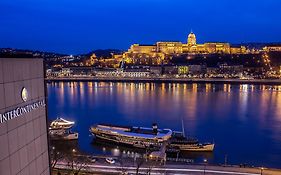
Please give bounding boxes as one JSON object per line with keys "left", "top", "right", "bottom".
{"left": 47, "top": 82, "right": 281, "bottom": 168}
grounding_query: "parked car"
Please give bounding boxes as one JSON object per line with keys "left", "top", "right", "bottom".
{"left": 90, "top": 158, "right": 96, "bottom": 163}
{"left": 87, "top": 156, "right": 96, "bottom": 163}
{"left": 105, "top": 158, "right": 115, "bottom": 164}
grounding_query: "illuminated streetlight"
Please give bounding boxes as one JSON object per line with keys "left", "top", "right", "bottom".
{"left": 260, "top": 167, "right": 265, "bottom": 175}
{"left": 203, "top": 158, "right": 208, "bottom": 175}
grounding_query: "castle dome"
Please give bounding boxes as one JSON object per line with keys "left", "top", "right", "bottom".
{"left": 187, "top": 31, "right": 196, "bottom": 45}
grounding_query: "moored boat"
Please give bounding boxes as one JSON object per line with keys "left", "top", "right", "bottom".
{"left": 90, "top": 123, "right": 172, "bottom": 148}
{"left": 49, "top": 117, "right": 78, "bottom": 140}
{"left": 49, "top": 117, "right": 75, "bottom": 130}
{"left": 90, "top": 123, "right": 215, "bottom": 152}
{"left": 169, "top": 131, "right": 215, "bottom": 152}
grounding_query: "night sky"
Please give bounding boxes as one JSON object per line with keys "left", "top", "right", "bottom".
{"left": 0, "top": 0, "right": 281, "bottom": 54}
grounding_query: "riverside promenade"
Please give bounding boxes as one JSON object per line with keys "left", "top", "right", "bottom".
{"left": 53, "top": 160, "right": 281, "bottom": 175}
{"left": 51, "top": 154, "right": 281, "bottom": 175}
{"left": 46, "top": 76, "right": 281, "bottom": 85}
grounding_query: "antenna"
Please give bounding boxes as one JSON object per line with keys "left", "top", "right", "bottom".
{"left": 181, "top": 119, "right": 186, "bottom": 138}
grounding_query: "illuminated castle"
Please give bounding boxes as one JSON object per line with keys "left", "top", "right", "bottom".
{"left": 125, "top": 31, "right": 246, "bottom": 55}
{"left": 112, "top": 31, "right": 248, "bottom": 64}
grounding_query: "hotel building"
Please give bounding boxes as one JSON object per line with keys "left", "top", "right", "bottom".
{"left": 0, "top": 58, "right": 50, "bottom": 175}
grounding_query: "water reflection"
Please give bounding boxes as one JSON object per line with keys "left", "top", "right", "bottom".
{"left": 47, "top": 82, "right": 281, "bottom": 168}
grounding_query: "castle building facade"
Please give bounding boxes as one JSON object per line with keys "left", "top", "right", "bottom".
{"left": 126, "top": 31, "right": 247, "bottom": 56}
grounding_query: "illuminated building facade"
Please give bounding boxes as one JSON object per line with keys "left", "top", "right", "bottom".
{"left": 231, "top": 45, "right": 247, "bottom": 54}
{"left": 128, "top": 44, "right": 157, "bottom": 54}
{"left": 156, "top": 42, "right": 183, "bottom": 54}
{"left": 124, "top": 31, "right": 247, "bottom": 60}
{"left": 178, "top": 66, "right": 189, "bottom": 75}
{"left": 263, "top": 44, "right": 281, "bottom": 52}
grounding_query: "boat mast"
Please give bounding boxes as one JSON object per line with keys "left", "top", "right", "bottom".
{"left": 181, "top": 119, "right": 186, "bottom": 138}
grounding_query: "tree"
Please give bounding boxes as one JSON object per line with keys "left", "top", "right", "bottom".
{"left": 135, "top": 158, "right": 145, "bottom": 175}
{"left": 116, "top": 156, "right": 130, "bottom": 175}
{"left": 65, "top": 149, "right": 90, "bottom": 175}
{"left": 50, "top": 146, "right": 64, "bottom": 169}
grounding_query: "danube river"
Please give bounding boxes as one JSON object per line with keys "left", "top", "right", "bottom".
{"left": 47, "top": 82, "right": 281, "bottom": 168}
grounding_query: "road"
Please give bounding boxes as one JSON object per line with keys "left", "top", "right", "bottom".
{"left": 54, "top": 160, "right": 281, "bottom": 175}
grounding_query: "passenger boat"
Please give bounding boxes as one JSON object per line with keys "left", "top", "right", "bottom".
{"left": 90, "top": 123, "right": 173, "bottom": 148}
{"left": 90, "top": 123, "right": 215, "bottom": 152}
{"left": 169, "top": 131, "right": 214, "bottom": 152}
{"left": 49, "top": 117, "right": 78, "bottom": 140}
{"left": 49, "top": 117, "right": 75, "bottom": 130}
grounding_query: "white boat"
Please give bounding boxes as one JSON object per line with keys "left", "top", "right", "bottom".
{"left": 49, "top": 117, "right": 78, "bottom": 140}
{"left": 50, "top": 117, "right": 75, "bottom": 130}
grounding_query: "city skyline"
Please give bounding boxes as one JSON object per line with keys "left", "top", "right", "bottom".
{"left": 2, "top": 1, "right": 281, "bottom": 175}
{"left": 1, "top": 0, "right": 281, "bottom": 54}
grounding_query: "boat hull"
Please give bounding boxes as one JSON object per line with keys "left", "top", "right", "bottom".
{"left": 92, "top": 131, "right": 214, "bottom": 152}
{"left": 171, "top": 143, "right": 215, "bottom": 152}
{"left": 50, "top": 132, "right": 79, "bottom": 141}
{"left": 92, "top": 132, "right": 160, "bottom": 149}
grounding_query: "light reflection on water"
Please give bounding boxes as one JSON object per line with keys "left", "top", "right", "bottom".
{"left": 47, "top": 82, "right": 281, "bottom": 168}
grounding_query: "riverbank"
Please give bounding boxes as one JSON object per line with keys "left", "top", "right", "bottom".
{"left": 46, "top": 76, "right": 281, "bottom": 85}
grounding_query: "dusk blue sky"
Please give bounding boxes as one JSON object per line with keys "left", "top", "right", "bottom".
{"left": 0, "top": 0, "right": 281, "bottom": 54}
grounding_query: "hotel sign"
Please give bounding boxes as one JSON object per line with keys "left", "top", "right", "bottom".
{"left": 0, "top": 87, "right": 46, "bottom": 124}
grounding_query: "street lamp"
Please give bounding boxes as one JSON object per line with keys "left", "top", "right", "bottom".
{"left": 203, "top": 158, "right": 208, "bottom": 175}
{"left": 260, "top": 167, "right": 265, "bottom": 175}
{"left": 72, "top": 149, "right": 76, "bottom": 154}
{"left": 176, "top": 151, "right": 180, "bottom": 162}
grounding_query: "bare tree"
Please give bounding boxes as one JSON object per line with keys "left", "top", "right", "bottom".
{"left": 135, "top": 158, "right": 145, "bottom": 175}
{"left": 116, "top": 156, "right": 130, "bottom": 175}
{"left": 65, "top": 150, "right": 90, "bottom": 175}
{"left": 50, "top": 146, "right": 64, "bottom": 169}
{"left": 145, "top": 160, "right": 159, "bottom": 175}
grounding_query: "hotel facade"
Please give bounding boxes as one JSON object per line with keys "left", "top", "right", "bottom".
{"left": 0, "top": 58, "right": 50, "bottom": 175}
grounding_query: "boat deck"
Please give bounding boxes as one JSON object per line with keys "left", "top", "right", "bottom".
{"left": 93, "top": 124, "right": 173, "bottom": 140}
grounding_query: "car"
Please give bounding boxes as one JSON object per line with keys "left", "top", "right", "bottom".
{"left": 90, "top": 158, "right": 96, "bottom": 163}
{"left": 105, "top": 158, "right": 115, "bottom": 164}
{"left": 87, "top": 156, "right": 96, "bottom": 163}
